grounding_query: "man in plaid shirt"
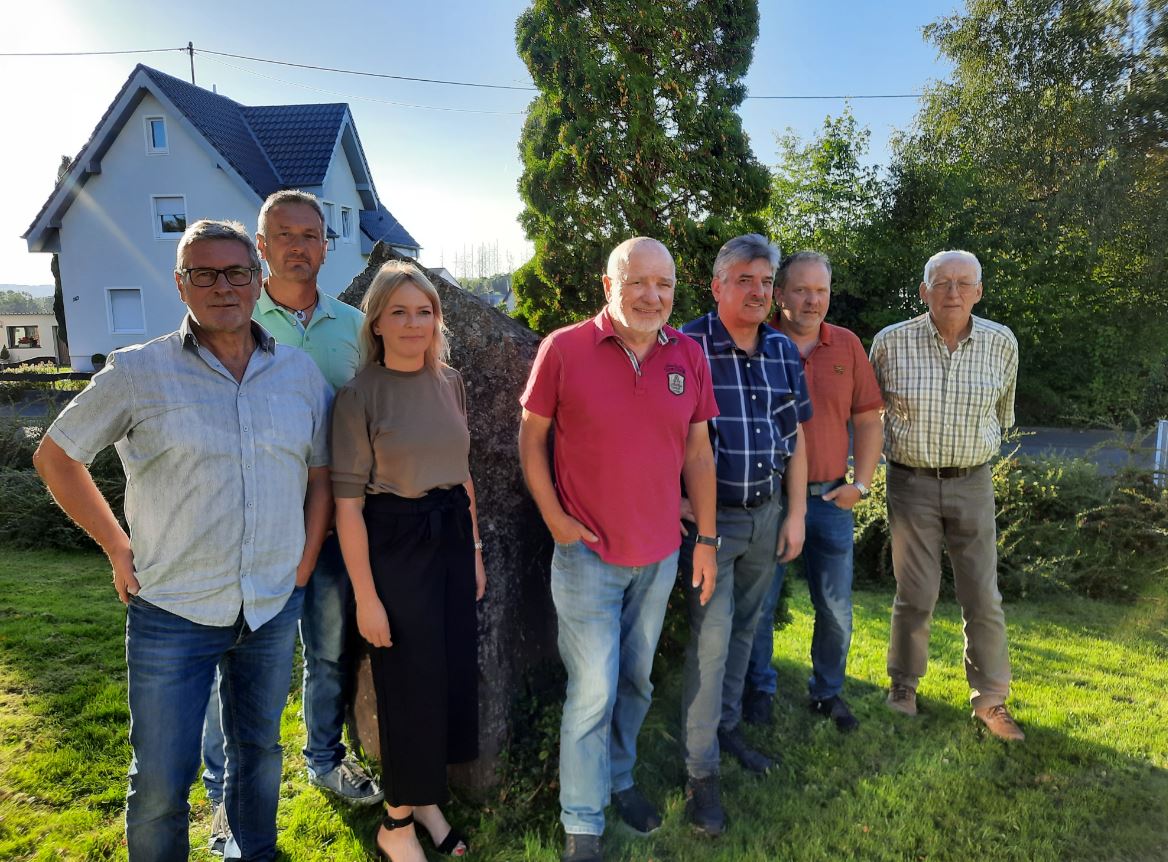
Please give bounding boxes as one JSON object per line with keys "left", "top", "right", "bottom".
{"left": 677, "top": 234, "right": 810, "bottom": 835}
{"left": 869, "top": 249, "right": 1023, "bottom": 742}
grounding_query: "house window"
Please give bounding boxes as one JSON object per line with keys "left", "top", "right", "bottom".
{"left": 7, "top": 325, "right": 41, "bottom": 349}
{"left": 145, "top": 116, "right": 168, "bottom": 154}
{"left": 107, "top": 288, "right": 146, "bottom": 335}
{"left": 322, "top": 201, "right": 336, "bottom": 233}
{"left": 152, "top": 195, "right": 187, "bottom": 239}
{"left": 341, "top": 207, "right": 353, "bottom": 242}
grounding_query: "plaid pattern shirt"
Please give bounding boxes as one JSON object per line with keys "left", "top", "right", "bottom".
{"left": 869, "top": 313, "right": 1018, "bottom": 468}
{"left": 682, "top": 312, "right": 812, "bottom": 507}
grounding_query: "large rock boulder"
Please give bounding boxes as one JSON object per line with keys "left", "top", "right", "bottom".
{"left": 340, "top": 242, "right": 558, "bottom": 791}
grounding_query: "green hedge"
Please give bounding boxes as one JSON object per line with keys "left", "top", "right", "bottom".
{"left": 853, "top": 455, "right": 1168, "bottom": 600}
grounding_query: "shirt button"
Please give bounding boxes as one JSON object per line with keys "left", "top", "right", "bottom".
{"left": 245, "top": 464, "right": 252, "bottom": 469}
{"left": 247, "top": 502, "right": 254, "bottom": 508}
{"left": 242, "top": 426, "right": 249, "bottom": 432}
{"left": 757, "top": 462, "right": 762, "bottom": 468}
{"left": 751, "top": 394, "right": 756, "bottom": 400}
{"left": 746, "top": 362, "right": 751, "bottom": 367}
{"left": 755, "top": 491, "right": 762, "bottom": 496}
{"left": 755, "top": 428, "right": 761, "bottom": 434}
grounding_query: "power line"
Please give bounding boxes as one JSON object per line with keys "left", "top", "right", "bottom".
{"left": 0, "top": 48, "right": 184, "bottom": 57}
{"left": 196, "top": 47, "right": 536, "bottom": 91}
{"left": 201, "top": 53, "right": 526, "bottom": 116}
{"left": 0, "top": 45, "right": 927, "bottom": 101}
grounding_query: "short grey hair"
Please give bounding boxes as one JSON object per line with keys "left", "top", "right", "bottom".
{"left": 713, "top": 234, "right": 780, "bottom": 280}
{"left": 923, "top": 249, "right": 982, "bottom": 285}
{"left": 257, "top": 189, "right": 326, "bottom": 236}
{"left": 606, "top": 237, "right": 673, "bottom": 280}
{"left": 175, "top": 219, "right": 260, "bottom": 271}
{"left": 775, "top": 250, "right": 832, "bottom": 290}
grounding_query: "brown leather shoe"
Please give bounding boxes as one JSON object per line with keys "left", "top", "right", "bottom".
{"left": 886, "top": 683, "right": 917, "bottom": 716}
{"left": 973, "top": 704, "right": 1025, "bottom": 741}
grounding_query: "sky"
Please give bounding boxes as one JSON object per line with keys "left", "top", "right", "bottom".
{"left": 0, "top": 0, "right": 958, "bottom": 287}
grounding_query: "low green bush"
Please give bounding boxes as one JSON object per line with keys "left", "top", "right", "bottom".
{"left": 0, "top": 405, "right": 125, "bottom": 550}
{"left": 853, "top": 454, "right": 1168, "bottom": 600}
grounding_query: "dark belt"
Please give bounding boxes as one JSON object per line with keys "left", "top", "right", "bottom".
{"left": 889, "top": 460, "right": 987, "bottom": 479}
{"left": 808, "top": 478, "right": 846, "bottom": 497}
{"left": 719, "top": 491, "right": 776, "bottom": 511}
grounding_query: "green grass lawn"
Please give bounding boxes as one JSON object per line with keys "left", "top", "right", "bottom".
{"left": 1, "top": 548, "right": 1166, "bottom": 861}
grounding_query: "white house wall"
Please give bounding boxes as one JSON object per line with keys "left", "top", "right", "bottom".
{"left": 58, "top": 92, "right": 260, "bottom": 371}
{"left": 310, "top": 127, "right": 369, "bottom": 296}
{"left": 0, "top": 312, "right": 60, "bottom": 364}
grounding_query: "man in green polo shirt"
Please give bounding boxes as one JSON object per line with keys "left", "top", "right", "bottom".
{"left": 201, "top": 190, "right": 378, "bottom": 855}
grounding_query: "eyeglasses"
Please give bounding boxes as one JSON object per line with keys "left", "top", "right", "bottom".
{"left": 927, "top": 280, "right": 979, "bottom": 294}
{"left": 179, "top": 266, "right": 259, "bottom": 287}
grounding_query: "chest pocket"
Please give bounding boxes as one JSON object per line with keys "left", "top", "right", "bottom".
{"left": 262, "top": 393, "right": 316, "bottom": 457}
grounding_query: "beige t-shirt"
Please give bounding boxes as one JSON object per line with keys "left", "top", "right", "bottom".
{"left": 331, "top": 362, "right": 471, "bottom": 498}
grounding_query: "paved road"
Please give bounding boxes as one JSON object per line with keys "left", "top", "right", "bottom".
{"left": 1009, "top": 426, "right": 1159, "bottom": 473}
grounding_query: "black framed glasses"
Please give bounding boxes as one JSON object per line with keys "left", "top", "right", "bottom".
{"left": 179, "top": 266, "right": 260, "bottom": 287}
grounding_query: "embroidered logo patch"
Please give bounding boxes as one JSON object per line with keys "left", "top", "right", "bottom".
{"left": 833, "top": 364, "right": 846, "bottom": 375}
{"left": 667, "top": 371, "right": 686, "bottom": 396}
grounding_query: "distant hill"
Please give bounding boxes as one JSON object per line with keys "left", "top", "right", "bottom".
{"left": 0, "top": 288, "right": 54, "bottom": 314}
{"left": 0, "top": 284, "right": 54, "bottom": 298}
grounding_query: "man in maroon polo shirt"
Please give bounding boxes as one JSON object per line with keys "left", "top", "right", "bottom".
{"left": 519, "top": 237, "right": 719, "bottom": 862}
{"left": 744, "top": 251, "right": 883, "bottom": 732}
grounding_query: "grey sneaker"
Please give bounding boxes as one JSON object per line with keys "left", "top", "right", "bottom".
{"left": 308, "top": 758, "right": 384, "bottom": 805}
{"left": 208, "top": 801, "right": 231, "bottom": 857}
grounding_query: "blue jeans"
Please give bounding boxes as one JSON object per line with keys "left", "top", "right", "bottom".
{"left": 126, "top": 587, "right": 302, "bottom": 862}
{"left": 551, "top": 541, "right": 678, "bottom": 836}
{"left": 204, "top": 535, "right": 351, "bottom": 798}
{"left": 747, "top": 494, "right": 855, "bottom": 700}
{"left": 680, "top": 497, "right": 781, "bottom": 777}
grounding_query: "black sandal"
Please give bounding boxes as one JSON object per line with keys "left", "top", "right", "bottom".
{"left": 376, "top": 812, "right": 415, "bottom": 861}
{"left": 431, "top": 827, "right": 469, "bottom": 856}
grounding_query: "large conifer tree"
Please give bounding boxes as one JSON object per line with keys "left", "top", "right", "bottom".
{"left": 513, "top": 0, "right": 769, "bottom": 332}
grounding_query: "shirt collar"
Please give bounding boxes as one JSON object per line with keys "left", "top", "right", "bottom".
{"left": 256, "top": 282, "right": 336, "bottom": 321}
{"left": 180, "top": 315, "right": 276, "bottom": 354}
{"left": 708, "top": 310, "right": 772, "bottom": 356}
{"left": 592, "top": 308, "right": 672, "bottom": 346}
{"left": 924, "top": 312, "right": 979, "bottom": 343}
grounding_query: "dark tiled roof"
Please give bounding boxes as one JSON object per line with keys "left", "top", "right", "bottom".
{"left": 143, "top": 66, "right": 281, "bottom": 196}
{"left": 361, "top": 205, "right": 420, "bottom": 250}
{"left": 27, "top": 64, "right": 419, "bottom": 252}
{"left": 241, "top": 103, "right": 347, "bottom": 187}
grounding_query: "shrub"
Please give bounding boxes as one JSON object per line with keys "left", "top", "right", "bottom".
{"left": 853, "top": 454, "right": 1168, "bottom": 600}
{"left": 0, "top": 405, "right": 125, "bottom": 551}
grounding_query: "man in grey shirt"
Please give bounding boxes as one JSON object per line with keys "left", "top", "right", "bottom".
{"left": 34, "top": 219, "right": 333, "bottom": 861}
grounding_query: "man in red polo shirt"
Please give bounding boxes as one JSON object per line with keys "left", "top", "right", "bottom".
{"left": 744, "top": 251, "right": 883, "bottom": 732}
{"left": 519, "top": 237, "right": 719, "bottom": 862}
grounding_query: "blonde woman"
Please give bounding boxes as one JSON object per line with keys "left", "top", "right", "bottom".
{"left": 331, "top": 261, "right": 485, "bottom": 861}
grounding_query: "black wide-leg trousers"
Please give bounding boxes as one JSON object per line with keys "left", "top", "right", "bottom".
{"left": 363, "top": 486, "right": 479, "bottom": 806}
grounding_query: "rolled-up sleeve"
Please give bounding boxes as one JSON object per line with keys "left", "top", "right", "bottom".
{"left": 330, "top": 384, "right": 373, "bottom": 498}
{"left": 47, "top": 354, "right": 134, "bottom": 464}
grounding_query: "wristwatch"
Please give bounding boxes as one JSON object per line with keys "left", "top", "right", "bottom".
{"left": 852, "top": 481, "right": 870, "bottom": 499}
{"left": 695, "top": 534, "right": 722, "bottom": 550}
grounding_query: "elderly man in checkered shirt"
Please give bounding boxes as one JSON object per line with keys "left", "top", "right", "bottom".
{"left": 677, "top": 234, "right": 810, "bottom": 835}
{"left": 869, "top": 249, "right": 1024, "bottom": 742}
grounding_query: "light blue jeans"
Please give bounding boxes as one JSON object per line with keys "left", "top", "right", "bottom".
{"left": 680, "top": 496, "right": 782, "bottom": 777}
{"left": 125, "top": 587, "right": 302, "bottom": 862}
{"left": 551, "top": 541, "right": 678, "bottom": 836}
{"left": 204, "top": 535, "right": 351, "bottom": 801}
{"left": 748, "top": 493, "right": 855, "bottom": 700}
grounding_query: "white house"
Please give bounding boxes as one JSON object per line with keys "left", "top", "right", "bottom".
{"left": 0, "top": 311, "right": 61, "bottom": 365}
{"left": 24, "top": 64, "right": 420, "bottom": 371}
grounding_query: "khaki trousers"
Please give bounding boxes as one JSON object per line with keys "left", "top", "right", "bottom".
{"left": 886, "top": 463, "right": 1011, "bottom": 708}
